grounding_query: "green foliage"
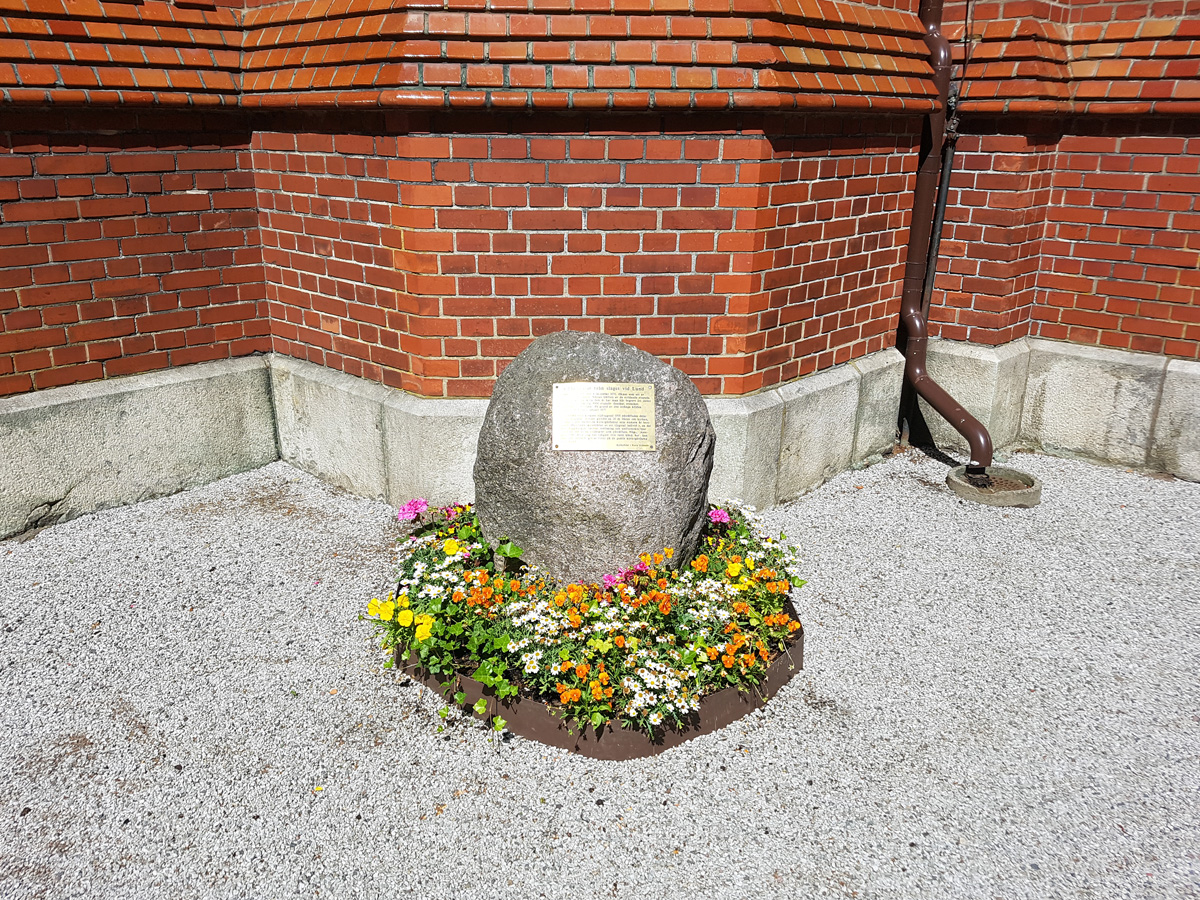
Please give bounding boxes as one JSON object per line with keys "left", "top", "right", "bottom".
{"left": 364, "top": 500, "right": 805, "bottom": 737}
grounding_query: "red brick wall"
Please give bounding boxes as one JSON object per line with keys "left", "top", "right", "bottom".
{"left": 1038, "top": 122, "right": 1200, "bottom": 357}
{"left": 0, "top": 111, "right": 268, "bottom": 395}
{"left": 931, "top": 122, "right": 1057, "bottom": 345}
{"left": 253, "top": 113, "right": 916, "bottom": 398}
{"left": 928, "top": 117, "right": 1200, "bottom": 359}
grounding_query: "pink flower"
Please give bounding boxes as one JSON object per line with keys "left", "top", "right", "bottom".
{"left": 708, "top": 508, "right": 731, "bottom": 524}
{"left": 397, "top": 498, "right": 429, "bottom": 522}
{"left": 602, "top": 573, "right": 619, "bottom": 589}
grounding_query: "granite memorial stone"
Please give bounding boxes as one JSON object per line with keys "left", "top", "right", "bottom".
{"left": 473, "top": 330, "right": 715, "bottom": 584}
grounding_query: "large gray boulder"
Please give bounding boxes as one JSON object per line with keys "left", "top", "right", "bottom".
{"left": 474, "top": 331, "right": 715, "bottom": 585}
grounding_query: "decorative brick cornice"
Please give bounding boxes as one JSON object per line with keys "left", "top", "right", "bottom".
{"left": 2, "top": 1, "right": 1195, "bottom": 113}
{"left": 0, "top": 0, "right": 242, "bottom": 106}
{"left": 0, "top": 0, "right": 938, "bottom": 112}
{"left": 949, "top": 12, "right": 1200, "bottom": 115}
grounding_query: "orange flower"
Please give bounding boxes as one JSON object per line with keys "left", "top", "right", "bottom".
{"left": 721, "top": 654, "right": 735, "bottom": 668}
{"left": 732, "top": 601, "right": 751, "bottom": 615}
{"left": 691, "top": 554, "right": 709, "bottom": 573}
{"left": 788, "top": 620, "right": 801, "bottom": 632}
{"left": 604, "top": 687, "right": 614, "bottom": 699}
{"left": 658, "top": 596, "right": 672, "bottom": 615}
{"left": 653, "top": 553, "right": 664, "bottom": 565}
{"left": 510, "top": 579, "right": 520, "bottom": 592}
{"left": 452, "top": 591, "right": 465, "bottom": 603}
{"left": 706, "top": 647, "right": 719, "bottom": 661}
{"left": 614, "top": 635, "right": 626, "bottom": 649}
{"left": 575, "top": 663, "right": 590, "bottom": 679}
{"left": 590, "top": 681, "right": 604, "bottom": 700}
{"left": 560, "top": 660, "right": 572, "bottom": 674}
{"left": 554, "top": 591, "right": 568, "bottom": 608}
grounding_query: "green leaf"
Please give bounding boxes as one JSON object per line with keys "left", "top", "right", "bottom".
{"left": 382, "top": 658, "right": 394, "bottom": 670}
{"left": 559, "top": 647, "right": 571, "bottom": 661}
{"left": 438, "top": 706, "right": 449, "bottom": 719}
{"left": 492, "top": 716, "right": 507, "bottom": 731}
{"left": 453, "top": 691, "right": 466, "bottom": 706}
{"left": 493, "top": 635, "right": 510, "bottom": 651}
{"left": 473, "top": 698, "right": 488, "bottom": 715}
{"left": 496, "top": 540, "right": 523, "bottom": 559}
{"left": 590, "top": 712, "right": 603, "bottom": 727}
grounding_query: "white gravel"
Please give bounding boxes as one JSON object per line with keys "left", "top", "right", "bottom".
{"left": 2, "top": 451, "right": 1198, "bottom": 900}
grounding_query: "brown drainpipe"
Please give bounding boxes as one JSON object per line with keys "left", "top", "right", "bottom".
{"left": 898, "top": 0, "right": 993, "bottom": 476}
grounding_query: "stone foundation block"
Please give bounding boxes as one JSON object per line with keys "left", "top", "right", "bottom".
{"left": 1021, "top": 339, "right": 1167, "bottom": 467}
{"left": 1149, "top": 359, "right": 1200, "bottom": 481}
{"left": 0, "top": 357, "right": 276, "bottom": 540}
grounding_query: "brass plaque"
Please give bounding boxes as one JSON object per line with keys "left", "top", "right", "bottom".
{"left": 552, "top": 382, "right": 656, "bottom": 451}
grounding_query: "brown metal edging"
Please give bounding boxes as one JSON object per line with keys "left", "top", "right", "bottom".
{"left": 391, "top": 606, "right": 804, "bottom": 761}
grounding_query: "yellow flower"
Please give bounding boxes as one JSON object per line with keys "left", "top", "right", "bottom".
{"left": 396, "top": 609, "right": 413, "bottom": 627}
{"left": 367, "top": 598, "right": 380, "bottom": 616}
{"left": 443, "top": 539, "right": 461, "bottom": 556}
{"left": 664, "top": 548, "right": 675, "bottom": 559}
{"left": 398, "top": 594, "right": 410, "bottom": 608}
{"left": 378, "top": 600, "right": 395, "bottom": 621}
{"left": 414, "top": 613, "right": 434, "bottom": 642}
{"left": 726, "top": 562, "right": 743, "bottom": 578}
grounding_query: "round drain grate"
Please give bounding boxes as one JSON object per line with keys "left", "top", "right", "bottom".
{"left": 946, "top": 465, "right": 1042, "bottom": 507}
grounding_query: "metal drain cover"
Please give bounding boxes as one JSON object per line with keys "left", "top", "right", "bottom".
{"left": 946, "top": 465, "right": 1042, "bottom": 508}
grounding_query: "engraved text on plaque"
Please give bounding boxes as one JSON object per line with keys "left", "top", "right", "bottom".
{"left": 551, "top": 382, "right": 656, "bottom": 451}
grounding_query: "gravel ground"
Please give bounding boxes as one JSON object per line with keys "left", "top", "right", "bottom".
{"left": 2, "top": 450, "right": 1198, "bottom": 900}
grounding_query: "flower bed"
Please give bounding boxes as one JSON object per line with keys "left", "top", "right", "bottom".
{"left": 365, "top": 500, "right": 805, "bottom": 756}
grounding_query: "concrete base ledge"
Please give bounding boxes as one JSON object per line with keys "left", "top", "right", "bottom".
{"left": 0, "top": 357, "right": 277, "bottom": 540}
{"left": 274, "top": 347, "right": 907, "bottom": 512}
{"left": 922, "top": 337, "right": 1198, "bottom": 482}
{"left": 4, "top": 339, "right": 1194, "bottom": 540}
{"left": 268, "top": 354, "right": 488, "bottom": 509}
